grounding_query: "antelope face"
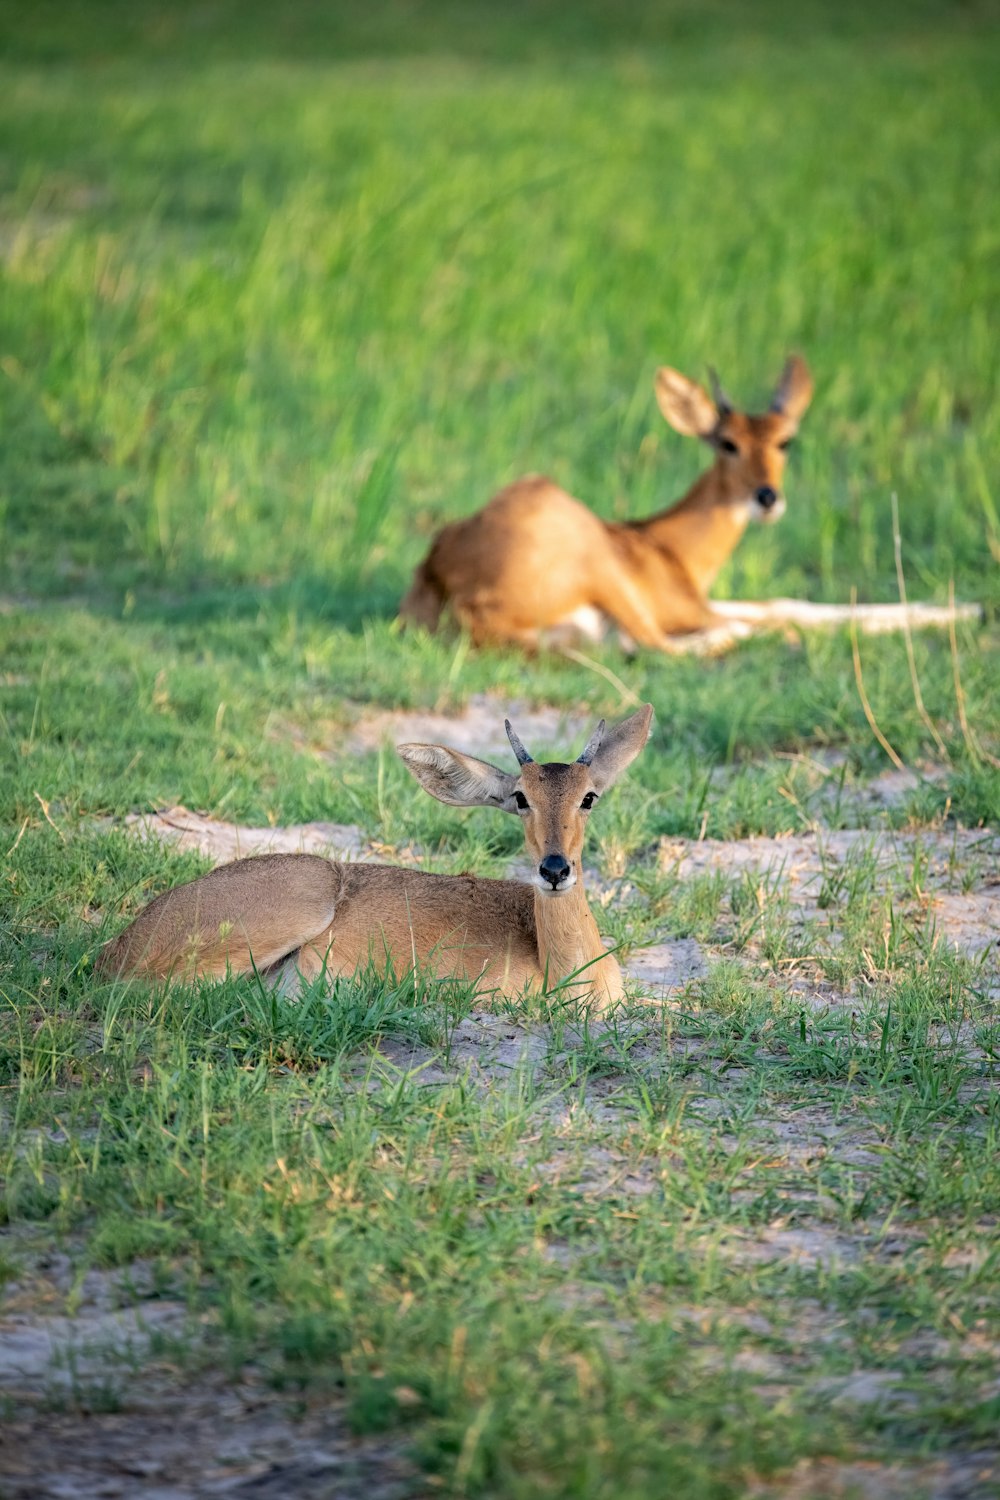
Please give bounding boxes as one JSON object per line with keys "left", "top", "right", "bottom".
{"left": 713, "top": 410, "right": 799, "bottom": 524}
{"left": 513, "top": 761, "right": 597, "bottom": 895}
{"left": 655, "top": 354, "right": 813, "bottom": 524}
{"left": 397, "top": 705, "right": 654, "bottom": 899}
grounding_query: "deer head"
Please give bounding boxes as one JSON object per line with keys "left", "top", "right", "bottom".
{"left": 654, "top": 354, "right": 813, "bottom": 523}
{"left": 397, "top": 705, "right": 654, "bottom": 895}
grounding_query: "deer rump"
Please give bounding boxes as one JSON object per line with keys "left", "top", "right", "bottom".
{"left": 96, "top": 856, "right": 540, "bottom": 992}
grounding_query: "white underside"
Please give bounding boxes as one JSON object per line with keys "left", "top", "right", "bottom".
{"left": 540, "top": 606, "right": 638, "bottom": 653}
{"left": 540, "top": 605, "right": 609, "bottom": 646}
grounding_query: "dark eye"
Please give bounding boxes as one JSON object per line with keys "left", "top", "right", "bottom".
{"left": 514, "top": 790, "right": 529, "bottom": 811}
{"left": 778, "top": 437, "right": 795, "bottom": 451}
{"left": 719, "top": 437, "right": 739, "bottom": 455}
{"left": 580, "top": 792, "right": 597, "bottom": 811}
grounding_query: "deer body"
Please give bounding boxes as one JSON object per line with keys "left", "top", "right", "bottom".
{"left": 97, "top": 708, "right": 653, "bottom": 1007}
{"left": 399, "top": 358, "right": 813, "bottom": 651}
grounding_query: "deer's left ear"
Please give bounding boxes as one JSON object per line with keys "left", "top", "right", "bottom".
{"left": 655, "top": 369, "right": 718, "bottom": 439}
{"left": 397, "top": 743, "right": 520, "bottom": 811}
{"left": 587, "top": 704, "right": 654, "bottom": 792}
{"left": 770, "top": 355, "right": 813, "bottom": 425}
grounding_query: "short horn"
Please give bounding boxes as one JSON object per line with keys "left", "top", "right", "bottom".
{"left": 577, "top": 719, "right": 606, "bottom": 766}
{"left": 505, "top": 719, "right": 533, "bottom": 766}
{"left": 708, "top": 366, "right": 733, "bottom": 414}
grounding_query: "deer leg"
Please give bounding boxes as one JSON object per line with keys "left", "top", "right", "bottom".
{"left": 266, "top": 924, "right": 353, "bottom": 998}
{"left": 593, "top": 575, "right": 683, "bottom": 654}
{"left": 621, "top": 580, "right": 756, "bottom": 653}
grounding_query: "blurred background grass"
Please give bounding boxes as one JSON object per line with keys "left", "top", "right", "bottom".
{"left": 0, "top": 0, "right": 997, "bottom": 840}
{"left": 1, "top": 0, "right": 997, "bottom": 614}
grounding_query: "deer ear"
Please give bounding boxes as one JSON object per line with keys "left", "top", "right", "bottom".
{"left": 587, "top": 704, "right": 654, "bottom": 793}
{"left": 397, "top": 743, "right": 519, "bottom": 811}
{"left": 654, "top": 368, "right": 718, "bottom": 438}
{"left": 770, "top": 355, "right": 813, "bottom": 424}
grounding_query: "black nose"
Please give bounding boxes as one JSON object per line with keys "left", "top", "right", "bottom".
{"left": 756, "top": 486, "right": 778, "bottom": 509}
{"left": 538, "top": 854, "right": 571, "bottom": 889}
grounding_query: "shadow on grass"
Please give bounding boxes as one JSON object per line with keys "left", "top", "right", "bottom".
{"left": 4, "top": 568, "right": 408, "bottom": 636}
{"left": 7, "top": 0, "right": 982, "bottom": 69}
{"left": 128, "top": 568, "right": 407, "bottom": 633}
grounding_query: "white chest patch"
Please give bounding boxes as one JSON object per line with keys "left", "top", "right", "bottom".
{"left": 541, "top": 606, "right": 609, "bottom": 647}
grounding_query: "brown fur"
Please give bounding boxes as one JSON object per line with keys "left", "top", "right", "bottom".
{"left": 398, "top": 357, "right": 813, "bottom": 651}
{"left": 96, "top": 708, "right": 654, "bottom": 1008}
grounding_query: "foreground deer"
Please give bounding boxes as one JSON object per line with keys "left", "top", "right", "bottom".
{"left": 97, "top": 705, "right": 653, "bottom": 1007}
{"left": 399, "top": 357, "right": 813, "bottom": 651}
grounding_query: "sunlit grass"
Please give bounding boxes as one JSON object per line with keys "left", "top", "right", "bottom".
{"left": 1, "top": 2, "right": 998, "bottom": 1494}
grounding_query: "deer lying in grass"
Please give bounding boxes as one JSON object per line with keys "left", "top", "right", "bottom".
{"left": 97, "top": 705, "right": 653, "bottom": 1007}
{"left": 399, "top": 357, "right": 813, "bottom": 652}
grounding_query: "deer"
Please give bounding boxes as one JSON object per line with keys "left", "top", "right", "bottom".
{"left": 398, "top": 356, "right": 813, "bottom": 653}
{"left": 96, "top": 705, "right": 653, "bottom": 1009}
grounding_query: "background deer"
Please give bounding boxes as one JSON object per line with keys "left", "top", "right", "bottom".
{"left": 97, "top": 705, "right": 653, "bottom": 1007}
{"left": 398, "top": 356, "right": 813, "bottom": 652}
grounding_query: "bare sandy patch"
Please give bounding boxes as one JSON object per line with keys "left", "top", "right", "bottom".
{"left": 657, "top": 828, "right": 998, "bottom": 892}
{"left": 346, "top": 692, "right": 596, "bottom": 760}
{"left": 624, "top": 937, "right": 710, "bottom": 992}
{"left": 0, "top": 1245, "right": 417, "bottom": 1500}
{"left": 0, "top": 1377, "right": 417, "bottom": 1499}
{"left": 931, "top": 891, "right": 1000, "bottom": 964}
{"left": 658, "top": 827, "right": 999, "bottom": 967}
{"left": 109, "top": 806, "right": 372, "bottom": 863}
{"left": 745, "top": 1452, "right": 998, "bottom": 1499}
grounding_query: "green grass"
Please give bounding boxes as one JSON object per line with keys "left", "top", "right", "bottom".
{"left": 1, "top": 2, "right": 999, "bottom": 1495}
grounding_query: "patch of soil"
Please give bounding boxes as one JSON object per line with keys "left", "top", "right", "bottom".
{"left": 746, "top": 1453, "right": 998, "bottom": 1499}
{"left": 0, "top": 1252, "right": 419, "bottom": 1500}
{"left": 346, "top": 693, "right": 596, "bottom": 761}
{"left": 0, "top": 1299, "right": 188, "bottom": 1396}
{"left": 658, "top": 828, "right": 999, "bottom": 966}
{"left": 0, "top": 1379, "right": 419, "bottom": 1499}
{"left": 657, "top": 828, "right": 998, "bottom": 892}
{"left": 624, "top": 938, "right": 710, "bottom": 993}
{"left": 375, "top": 1009, "right": 551, "bottom": 1089}
{"left": 931, "top": 892, "right": 1000, "bottom": 964}
{"left": 108, "top": 807, "right": 371, "bottom": 864}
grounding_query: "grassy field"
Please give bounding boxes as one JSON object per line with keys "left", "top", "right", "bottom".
{"left": 1, "top": 2, "right": 999, "bottom": 1496}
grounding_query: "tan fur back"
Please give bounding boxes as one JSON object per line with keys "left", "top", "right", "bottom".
{"left": 97, "top": 856, "right": 544, "bottom": 991}
{"left": 96, "top": 855, "right": 343, "bottom": 982}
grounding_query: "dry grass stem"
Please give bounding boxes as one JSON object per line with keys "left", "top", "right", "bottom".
{"left": 558, "top": 647, "right": 644, "bottom": 709}
{"left": 891, "top": 492, "right": 949, "bottom": 758}
{"left": 850, "top": 589, "right": 906, "bottom": 771}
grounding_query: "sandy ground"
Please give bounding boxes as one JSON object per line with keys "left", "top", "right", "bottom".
{"left": 346, "top": 693, "right": 597, "bottom": 761}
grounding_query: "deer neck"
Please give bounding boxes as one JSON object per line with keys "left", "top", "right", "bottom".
{"left": 635, "top": 466, "right": 749, "bottom": 595}
{"left": 532, "top": 878, "right": 607, "bottom": 991}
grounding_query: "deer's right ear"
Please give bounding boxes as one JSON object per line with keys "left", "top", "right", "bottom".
{"left": 654, "top": 368, "right": 718, "bottom": 439}
{"left": 397, "top": 743, "right": 520, "bottom": 811}
{"left": 770, "top": 354, "right": 813, "bottom": 424}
